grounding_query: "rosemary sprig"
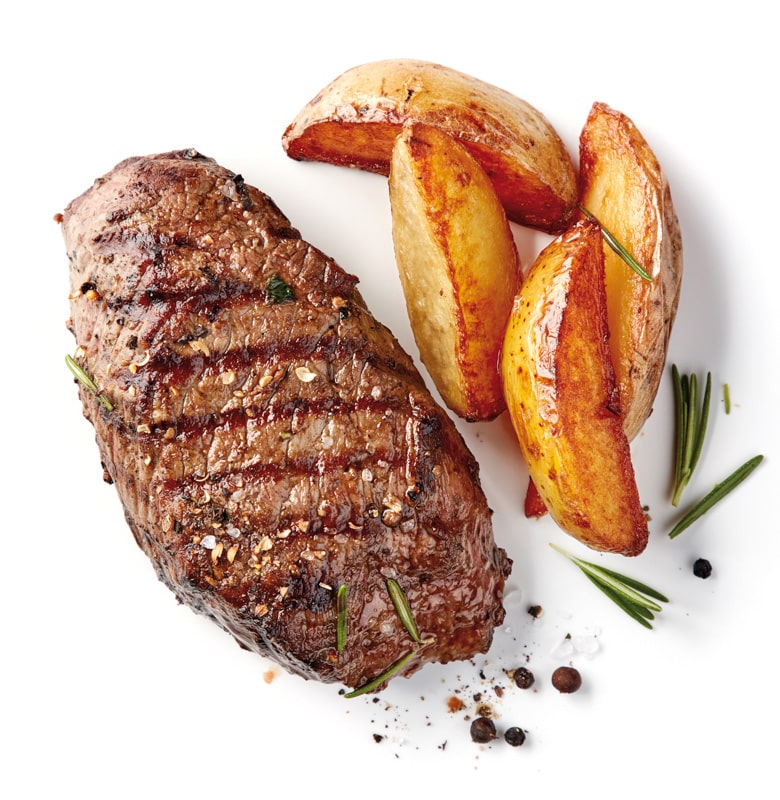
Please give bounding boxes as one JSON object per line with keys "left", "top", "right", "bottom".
{"left": 668, "top": 454, "right": 764, "bottom": 539}
{"left": 578, "top": 204, "right": 653, "bottom": 281}
{"left": 672, "top": 365, "right": 712, "bottom": 506}
{"left": 386, "top": 578, "right": 420, "bottom": 642}
{"left": 65, "top": 354, "right": 114, "bottom": 411}
{"left": 343, "top": 650, "right": 418, "bottom": 699}
{"left": 336, "top": 584, "right": 348, "bottom": 652}
{"left": 551, "top": 543, "right": 668, "bottom": 629}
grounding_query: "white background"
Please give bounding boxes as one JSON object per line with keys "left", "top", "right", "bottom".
{"left": 2, "top": 1, "right": 778, "bottom": 797}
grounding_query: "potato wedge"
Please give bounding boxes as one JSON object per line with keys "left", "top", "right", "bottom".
{"left": 500, "top": 218, "right": 648, "bottom": 556}
{"left": 389, "top": 123, "right": 521, "bottom": 421}
{"left": 283, "top": 59, "right": 578, "bottom": 233}
{"left": 579, "top": 102, "right": 683, "bottom": 441}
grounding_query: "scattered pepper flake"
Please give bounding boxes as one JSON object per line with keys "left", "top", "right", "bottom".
{"left": 262, "top": 669, "right": 277, "bottom": 684}
{"left": 447, "top": 696, "right": 466, "bottom": 713}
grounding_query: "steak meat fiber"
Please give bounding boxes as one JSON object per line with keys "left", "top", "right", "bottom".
{"left": 61, "top": 150, "right": 510, "bottom": 692}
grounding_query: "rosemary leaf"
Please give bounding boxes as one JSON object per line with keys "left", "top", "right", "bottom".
{"left": 336, "top": 584, "right": 348, "bottom": 652}
{"left": 682, "top": 373, "right": 698, "bottom": 481}
{"left": 588, "top": 564, "right": 669, "bottom": 604}
{"left": 689, "top": 372, "right": 712, "bottom": 478}
{"left": 668, "top": 454, "right": 764, "bottom": 539}
{"left": 65, "top": 354, "right": 114, "bottom": 411}
{"left": 386, "top": 578, "right": 420, "bottom": 642}
{"left": 264, "top": 273, "right": 295, "bottom": 304}
{"left": 578, "top": 205, "right": 653, "bottom": 281}
{"left": 673, "top": 365, "right": 686, "bottom": 487}
{"left": 581, "top": 574, "right": 654, "bottom": 629}
{"left": 723, "top": 383, "right": 731, "bottom": 414}
{"left": 551, "top": 543, "right": 668, "bottom": 629}
{"left": 343, "top": 650, "right": 417, "bottom": 699}
{"left": 569, "top": 557, "right": 663, "bottom": 613}
{"left": 671, "top": 366, "right": 712, "bottom": 507}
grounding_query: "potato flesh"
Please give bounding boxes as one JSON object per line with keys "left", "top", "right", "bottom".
{"left": 390, "top": 123, "right": 521, "bottom": 421}
{"left": 579, "top": 102, "right": 683, "bottom": 441}
{"left": 283, "top": 59, "right": 578, "bottom": 233}
{"left": 501, "top": 219, "right": 648, "bottom": 556}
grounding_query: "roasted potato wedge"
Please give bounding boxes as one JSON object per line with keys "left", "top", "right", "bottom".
{"left": 389, "top": 123, "right": 521, "bottom": 421}
{"left": 579, "top": 102, "right": 683, "bottom": 441}
{"left": 500, "top": 219, "right": 648, "bottom": 556}
{"left": 283, "top": 59, "right": 578, "bottom": 233}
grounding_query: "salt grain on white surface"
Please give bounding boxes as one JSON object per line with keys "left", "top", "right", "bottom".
{"left": 572, "top": 634, "right": 600, "bottom": 657}
{"left": 551, "top": 637, "right": 575, "bottom": 659}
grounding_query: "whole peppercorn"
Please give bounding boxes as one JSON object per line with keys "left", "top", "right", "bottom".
{"left": 513, "top": 667, "right": 535, "bottom": 690}
{"left": 504, "top": 726, "right": 527, "bottom": 747}
{"left": 469, "top": 717, "right": 497, "bottom": 743}
{"left": 693, "top": 558, "right": 713, "bottom": 579}
{"left": 551, "top": 666, "right": 582, "bottom": 694}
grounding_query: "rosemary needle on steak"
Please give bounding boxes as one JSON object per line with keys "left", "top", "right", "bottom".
{"left": 386, "top": 578, "right": 420, "bottom": 642}
{"left": 65, "top": 354, "right": 113, "bottom": 411}
{"left": 336, "top": 584, "right": 348, "bottom": 652}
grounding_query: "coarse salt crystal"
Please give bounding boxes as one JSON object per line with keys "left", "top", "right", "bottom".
{"left": 572, "top": 633, "right": 600, "bottom": 657}
{"left": 200, "top": 534, "right": 217, "bottom": 549}
{"left": 550, "top": 637, "right": 575, "bottom": 659}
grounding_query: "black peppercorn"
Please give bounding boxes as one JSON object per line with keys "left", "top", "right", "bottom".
{"left": 693, "top": 558, "right": 712, "bottom": 579}
{"left": 504, "top": 726, "right": 527, "bottom": 747}
{"left": 551, "top": 666, "right": 582, "bottom": 693}
{"left": 513, "top": 667, "right": 535, "bottom": 690}
{"left": 469, "top": 717, "right": 497, "bottom": 743}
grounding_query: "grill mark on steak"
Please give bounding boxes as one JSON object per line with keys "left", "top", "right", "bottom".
{"left": 61, "top": 150, "right": 510, "bottom": 691}
{"left": 111, "top": 393, "right": 414, "bottom": 441}
{"left": 128, "top": 330, "right": 422, "bottom": 392}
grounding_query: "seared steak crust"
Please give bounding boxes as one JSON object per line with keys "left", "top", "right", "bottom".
{"left": 62, "top": 150, "right": 509, "bottom": 690}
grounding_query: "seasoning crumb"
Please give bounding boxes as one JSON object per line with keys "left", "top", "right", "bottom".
{"left": 262, "top": 669, "right": 276, "bottom": 684}
{"left": 528, "top": 604, "right": 543, "bottom": 619}
{"left": 373, "top": 734, "right": 384, "bottom": 743}
{"left": 295, "top": 365, "right": 317, "bottom": 383}
{"left": 447, "top": 696, "right": 465, "bottom": 713}
{"left": 552, "top": 666, "right": 582, "bottom": 694}
{"left": 693, "top": 558, "right": 713, "bottom": 579}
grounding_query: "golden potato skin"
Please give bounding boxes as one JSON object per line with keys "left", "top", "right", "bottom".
{"left": 390, "top": 123, "right": 521, "bottom": 421}
{"left": 500, "top": 219, "right": 648, "bottom": 556}
{"left": 283, "top": 59, "right": 578, "bottom": 233}
{"left": 579, "top": 102, "right": 683, "bottom": 441}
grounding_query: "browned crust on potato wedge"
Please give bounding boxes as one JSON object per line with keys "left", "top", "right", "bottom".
{"left": 579, "top": 102, "right": 683, "bottom": 441}
{"left": 501, "top": 219, "right": 648, "bottom": 556}
{"left": 283, "top": 59, "right": 578, "bottom": 233}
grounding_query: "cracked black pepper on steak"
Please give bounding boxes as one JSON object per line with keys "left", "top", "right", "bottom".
{"left": 60, "top": 149, "right": 510, "bottom": 693}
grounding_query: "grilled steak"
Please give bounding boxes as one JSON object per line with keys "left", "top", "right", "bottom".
{"left": 61, "top": 149, "right": 510, "bottom": 691}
